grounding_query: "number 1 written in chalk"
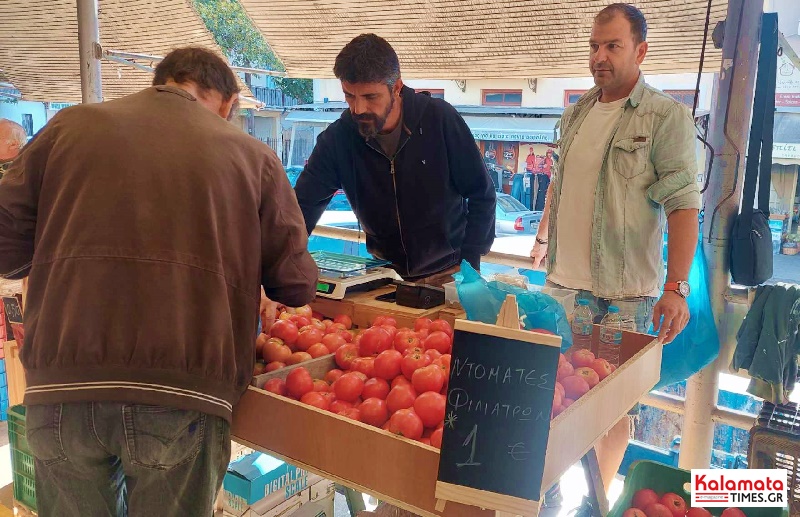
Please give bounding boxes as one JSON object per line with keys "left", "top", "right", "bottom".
{"left": 456, "top": 425, "right": 481, "bottom": 467}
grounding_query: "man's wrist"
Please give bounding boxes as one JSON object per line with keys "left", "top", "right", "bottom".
{"left": 536, "top": 236, "right": 548, "bottom": 245}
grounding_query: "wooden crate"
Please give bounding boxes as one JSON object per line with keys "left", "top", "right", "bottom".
{"left": 3, "top": 340, "right": 25, "bottom": 407}
{"left": 232, "top": 328, "right": 662, "bottom": 516}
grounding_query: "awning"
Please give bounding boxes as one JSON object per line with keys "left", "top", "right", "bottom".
{"left": 286, "top": 111, "right": 342, "bottom": 125}
{"left": 463, "top": 116, "right": 558, "bottom": 143}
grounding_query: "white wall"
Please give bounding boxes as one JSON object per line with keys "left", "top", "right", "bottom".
{"left": 314, "top": 73, "right": 715, "bottom": 110}
{"left": 0, "top": 100, "right": 48, "bottom": 139}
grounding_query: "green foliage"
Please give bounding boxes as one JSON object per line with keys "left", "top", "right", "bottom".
{"left": 192, "top": 0, "right": 312, "bottom": 103}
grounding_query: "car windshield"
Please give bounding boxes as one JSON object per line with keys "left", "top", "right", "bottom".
{"left": 497, "top": 195, "right": 529, "bottom": 213}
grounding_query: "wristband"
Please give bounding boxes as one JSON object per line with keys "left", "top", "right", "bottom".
{"left": 536, "top": 237, "right": 548, "bottom": 245}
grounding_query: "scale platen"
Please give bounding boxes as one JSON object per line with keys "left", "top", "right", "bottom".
{"left": 312, "top": 251, "right": 399, "bottom": 299}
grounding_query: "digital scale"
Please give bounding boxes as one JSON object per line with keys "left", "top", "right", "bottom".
{"left": 312, "top": 251, "right": 400, "bottom": 300}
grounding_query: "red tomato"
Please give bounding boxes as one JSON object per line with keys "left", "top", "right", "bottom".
{"left": 270, "top": 320, "right": 299, "bottom": 345}
{"left": 393, "top": 331, "right": 420, "bottom": 355}
{"left": 429, "top": 319, "right": 453, "bottom": 337}
{"left": 391, "top": 376, "right": 412, "bottom": 389}
{"left": 312, "top": 379, "right": 330, "bottom": 393}
{"left": 373, "top": 350, "right": 403, "bottom": 380}
{"left": 325, "top": 369, "right": 344, "bottom": 384}
{"left": 359, "top": 397, "right": 389, "bottom": 427}
{"left": 323, "top": 319, "right": 334, "bottom": 328}
{"left": 401, "top": 352, "right": 432, "bottom": 381}
{"left": 286, "top": 352, "right": 312, "bottom": 365}
{"left": 310, "top": 319, "right": 327, "bottom": 332}
{"left": 387, "top": 409, "right": 424, "bottom": 440}
{"left": 424, "top": 331, "right": 452, "bottom": 354}
{"left": 413, "top": 391, "right": 446, "bottom": 428}
{"left": 253, "top": 362, "right": 266, "bottom": 376}
{"left": 338, "top": 330, "right": 354, "bottom": 343}
{"left": 381, "top": 325, "right": 398, "bottom": 339}
{"left": 285, "top": 368, "right": 313, "bottom": 399}
{"left": 337, "top": 408, "right": 362, "bottom": 421}
{"left": 435, "top": 354, "right": 451, "bottom": 377}
{"left": 574, "top": 367, "right": 600, "bottom": 388}
{"left": 659, "top": 493, "right": 687, "bottom": 517}
{"left": 290, "top": 315, "right": 311, "bottom": 329}
{"left": 589, "top": 358, "right": 614, "bottom": 381}
{"left": 335, "top": 344, "right": 359, "bottom": 370}
{"left": 334, "top": 373, "right": 365, "bottom": 402}
{"left": 263, "top": 339, "right": 292, "bottom": 364}
{"left": 430, "top": 427, "right": 443, "bottom": 449}
{"left": 349, "top": 371, "right": 369, "bottom": 382}
{"left": 265, "top": 361, "right": 285, "bottom": 373}
{"left": 557, "top": 361, "right": 574, "bottom": 381}
{"left": 412, "top": 365, "right": 445, "bottom": 394}
{"left": 404, "top": 346, "right": 424, "bottom": 357}
{"left": 295, "top": 328, "right": 325, "bottom": 352}
{"left": 321, "top": 333, "right": 346, "bottom": 352}
{"left": 333, "top": 314, "right": 353, "bottom": 329}
{"left": 300, "top": 392, "right": 331, "bottom": 411}
{"left": 263, "top": 378, "right": 287, "bottom": 396}
{"left": 561, "top": 375, "right": 591, "bottom": 400}
{"left": 326, "top": 322, "right": 347, "bottom": 334}
{"left": 329, "top": 399, "right": 354, "bottom": 413}
{"left": 359, "top": 327, "right": 393, "bottom": 357}
{"left": 362, "top": 377, "right": 390, "bottom": 400}
{"left": 686, "top": 510, "right": 712, "bottom": 517}
{"left": 570, "top": 349, "right": 596, "bottom": 368}
{"left": 425, "top": 349, "right": 443, "bottom": 362}
{"left": 351, "top": 357, "right": 376, "bottom": 378}
{"left": 307, "top": 343, "right": 331, "bottom": 359}
{"left": 414, "top": 318, "right": 433, "bottom": 331}
{"left": 633, "top": 490, "right": 661, "bottom": 512}
{"left": 418, "top": 437, "right": 432, "bottom": 446}
{"left": 386, "top": 385, "right": 418, "bottom": 414}
{"left": 373, "top": 316, "right": 397, "bottom": 327}
{"left": 416, "top": 329, "right": 430, "bottom": 340}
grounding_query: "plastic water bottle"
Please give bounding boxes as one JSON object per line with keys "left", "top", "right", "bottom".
{"left": 571, "top": 299, "right": 594, "bottom": 351}
{"left": 598, "top": 306, "right": 624, "bottom": 367}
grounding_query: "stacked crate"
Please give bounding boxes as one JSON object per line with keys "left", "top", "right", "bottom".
{"left": 0, "top": 298, "right": 10, "bottom": 421}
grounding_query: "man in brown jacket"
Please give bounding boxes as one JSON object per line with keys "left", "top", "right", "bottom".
{"left": 0, "top": 47, "right": 317, "bottom": 516}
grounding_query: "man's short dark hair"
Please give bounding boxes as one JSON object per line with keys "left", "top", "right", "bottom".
{"left": 153, "top": 47, "right": 240, "bottom": 100}
{"left": 333, "top": 34, "right": 401, "bottom": 87}
{"left": 596, "top": 3, "right": 648, "bottom": 44}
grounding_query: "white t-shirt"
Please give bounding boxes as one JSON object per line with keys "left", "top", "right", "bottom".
{"left": 549, "top": 97, "right": 627, "bottom": 291}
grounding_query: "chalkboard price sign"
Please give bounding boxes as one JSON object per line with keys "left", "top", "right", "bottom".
{"left": 435, "top": 318, "right": 561, "bottom": 516}
{"left": 2, "top": 296, "right": 22, "bottom": 325}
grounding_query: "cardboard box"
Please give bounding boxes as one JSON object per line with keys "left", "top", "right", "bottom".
{"left": 221, "top": 478, "right": 333, "bottom": 517}
{"left": 223, "top": 452, "right": 309, "bottom": 508}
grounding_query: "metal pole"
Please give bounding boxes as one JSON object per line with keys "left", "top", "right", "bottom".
{"left": 77, "top": 0, "right": 103, "bottom": 103}
{"left": 680, "top": 0, "right": 763, "bottom": 470}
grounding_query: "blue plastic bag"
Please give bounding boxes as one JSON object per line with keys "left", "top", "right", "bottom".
{"left": 654, "top": 238, "right": 720, "bottom": 389}
{"left": 455, "top": 261, "right": 573, "bottom": 349}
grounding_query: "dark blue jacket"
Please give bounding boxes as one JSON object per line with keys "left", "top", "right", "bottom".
{"left": 294, "top": 86, "right": 496, "bottom": 280}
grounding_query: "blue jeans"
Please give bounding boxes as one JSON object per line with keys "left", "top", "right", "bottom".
{"left": 26, "top": 402, "right": 231, "bottom": 517}
{"left": 573, "top": 291, "right": 658, "bottom": 334}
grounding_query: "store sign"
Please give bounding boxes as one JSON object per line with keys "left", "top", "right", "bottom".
{"left": 436, "top": 320, "right": 560, "bottom": 513}
{"left": 47, "top": 102, "right": 75, "bottom": 111}
{"left": 471, "top": 130, "right": 552, "bottom": 143}
{"left": 2, "top": 296, "right": 22, "bottom": 324}
{"left": 773, "top": 142, "right": 800, "bottom": 160}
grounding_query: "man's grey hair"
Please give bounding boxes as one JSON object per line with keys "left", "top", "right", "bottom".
{"left": 0, "top": 119, "right": 27, "bottom": 150}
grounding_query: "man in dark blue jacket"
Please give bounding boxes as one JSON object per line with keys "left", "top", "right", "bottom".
{"left": 295, "top": 34, "right": 496, "bottom": 284}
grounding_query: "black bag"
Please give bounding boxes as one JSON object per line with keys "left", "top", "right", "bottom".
{"left": 731, "top": 13, "right": 778, "bottom": 287}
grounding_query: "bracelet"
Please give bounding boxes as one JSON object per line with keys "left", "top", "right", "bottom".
{"left": 536, "top": 237, "right": 548, "bottom": 245}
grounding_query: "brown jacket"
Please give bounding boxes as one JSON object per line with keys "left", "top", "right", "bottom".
{"left": 0, "top": 86, "right": 318, "bottom": 421}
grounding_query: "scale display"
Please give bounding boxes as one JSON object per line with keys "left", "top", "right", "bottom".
{"left": 311, "top": 251, "right": 397, "bottom": 299}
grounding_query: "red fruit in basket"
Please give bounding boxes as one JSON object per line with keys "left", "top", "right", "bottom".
{"left": 329, "top": 399, "right": 354, "bottom": 413}
{"left": 391, "top": 376, "right": 412, "bottom": 389}
{"left": 381, "top": 325, "right": 398, "bottom": 339}
{"left": 554, "top": 382, "right": 565, "bottom": 400}
{"left": 326, "top": 322, "right": 347, "bottom": 334}
{"left": 388, "top": 409, "right": 424, "bottom": 439}
{"left": 412, "top": 365, "right": 445, "bottom": 394}
{"left": 349, "top": 371, "right": 368, "bottom": 382}
{"left": 424, "top": 331, "right": 452, "bottom": 354}
{"left": 321, "top": 333, "right": 346, "bottom": 352}
{"left": 404, "top": 346, "right": 425, "bottom": 357}
{"left": 285, "top": 368, "right": 313, "bottom": 399}
{"left": 263, "top": 339, "right": 292, "bottom": 364}
{"left": 436, "top": 355, "right": 452, "bottom": 377}
{"left": 623, "top": 509, "right": 647, "bottom": 517}
{"left": 286, "top": 352, "right": 312, "bottom": 365}
{"left": 338, "top": 330, "right": 354, "bottom": 343}
{"left": 393, "top": 331, "right": 420, "bottom": 355}
{"left": 425, "top": 349, "right": 443, "bottom": 362}
{"left": 416, "top": 329, "right": 430, "bottom": 340}
{"left": 590, "top": 358, "right": 614, "bottom": 381}
{"left": 561, "top": 375, "right": 591, "bottom": 400}
{"left": 359, "top": 398, "right": 389, "bottom": 427}
{"left": 415, "top": 318, "right": 433, "bottom": 331}
{"left": 430, "top": 319, "right": 453, "bottom": 336}
{"left": 312, "top": 379, "right": 330, "bottom": 392}
{"left": 402, "top": 352, "right": 432, "bottom": 380}
{"left": 552, "top": 405, "right": 566, "bottom": 418}
{"left": 256, "top": 332, "right": 268, "bottom": 353}
{"left": 414, "top": 392, "right": 446, "bottom": 428}
{"left": 311, "top": 318, "right": 328, "bottom": 332}
{"left": 265, "top": 361, "right": 285, "bottom": 372}
{"left": 687, "top": 509, "right": 712, "bottom": 517}
{"left": 295, "top": 328, "right": 325, "bottom": 352}
{"left": 325, "top": 369, "right": 344, "bottom": 384}
{"left": 430, "top": 427, "right": 443, "bottom": 449}
{"left": 335, "top": 344, "right": 359, "bottom": 370}
{"left": 660, "top": 494, "right": 687, "bottom": 517}
{"left": 334, "top": 314, "right": 353, "bottom": 329}
{"left": 338, "top": 408, "right": 362, "bottom": 421}
{"left": 253, "top": 362, "right": 266, "bottom": 376}
{"left": 334, "top": 373, "right": 365, "bottom": 402}
{"left": 362, "top": 378, "right": 390, "bottom": 400}
{"left": 632, "top": 489, "right": 659, "bottom": 510}
{"left": 374, "top": 350, "right": 403, "bottom": 380}
{"left": 300, "top": 392, "right": 330, "bottom": 411}
{"left": 290, "top": 315, "right": 312, "bottom": 329}
{"left": 552, "top": 388, "right": 563, "bottom": 409}
{"left": 323, "top": 319, "right": 334, "bottom": 328}
{"left": 359, "top": 327, "right": 393, "bottom": 356}
{"left": 644, "top": 504, "right": 673, "bottom": 517}
{"left": 721, "top": 510, "right": 746, "bottom": 517}
{"left": 556, "top": 361, "right": 574, "bottom": 381}
{"left": 292, "top": 305, "right": 313, "bottom": 319}
{"left": 386, "top": 385, "right": 417, "bottom": 414}
{"left": 270, "top": 320, "right": 299, "bottom": 345}
{"left": 571, "top": 349, "right": 596, "bottom": 368}
{"left": 563, "top": 397, "right": 575, "bottom": 408}
{"left": 263, "top": 378, "right": 287, "bottom": 397}
{"left": 307, "top": 343, "right": 331, "bottom": 359}
{"left": 574, "top": 367, "right": 600, "bottom": 388}
{"left": 373, "top": 316, "right": 397, "bottom": 327}
{"left": 351, "top": 357, "right": 376, "bottom": 378}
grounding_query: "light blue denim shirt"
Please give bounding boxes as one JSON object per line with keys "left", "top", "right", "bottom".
{"left": 547, "top": 75, "right": 701, "bottom": 299}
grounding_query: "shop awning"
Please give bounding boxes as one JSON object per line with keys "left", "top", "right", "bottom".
{"left": 286, "top": 111, "right": 343, "bottom": 125}
{"left": 463, "top": 116, "right": 558, "bottom": 143}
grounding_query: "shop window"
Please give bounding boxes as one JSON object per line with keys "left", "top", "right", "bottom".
{"left": 664, "top": 90, "right": 697, "bottom": 108}
{"left": 564, "top": 90, "right": 588, "bottom": 106}
{"left": 415, "top": 89, "right": 445, "bottom": 100}
{"left": 21, "top": 114, "right": 33, "bottom": 137}
{"left": 482, "top": 90, "right": 522, "bottom": 107}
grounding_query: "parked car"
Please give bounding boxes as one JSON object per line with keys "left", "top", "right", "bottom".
{"left": 495, "top": 193, "right": 542, "bottom": 236}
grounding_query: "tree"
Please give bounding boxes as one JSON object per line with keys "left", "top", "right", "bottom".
{"left": 192, "top": 0, "right": 312, "bottom": 103}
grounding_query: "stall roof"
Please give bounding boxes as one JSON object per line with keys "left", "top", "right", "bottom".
{"left": 239, "top": 0, "right": 727, "bottom": 79}
{"left": 0, "top": 0, "right": 247, "bottom": 102}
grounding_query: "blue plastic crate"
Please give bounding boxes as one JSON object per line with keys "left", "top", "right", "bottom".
{"left": 0, "top": 359, "right": 6, "bottom": 375}
{"left": 0, "top": 371, "right": 7, "bottom": 388}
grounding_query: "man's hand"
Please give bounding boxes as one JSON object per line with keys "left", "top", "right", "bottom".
{"left": 530, "top": 241, "right": 547, "bottom": 269}
{"left": 652, "top": 291, "right": 690, "bottom": 343}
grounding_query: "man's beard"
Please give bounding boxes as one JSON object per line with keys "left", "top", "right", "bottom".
{"left": 354, "top": 95, "right": 395, "bottom": 139}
